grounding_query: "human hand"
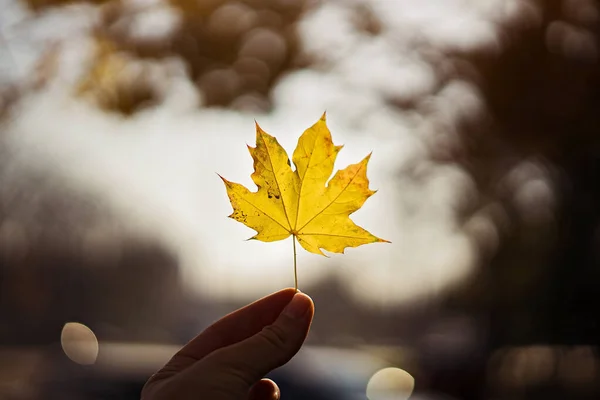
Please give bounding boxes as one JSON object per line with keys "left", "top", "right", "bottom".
{"left": 141, "top": 288, "right": 314, "bottom": 400}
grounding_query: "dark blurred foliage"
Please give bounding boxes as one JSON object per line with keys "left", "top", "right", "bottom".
{"left": 29, "top": 0, "right": 312, "bottom": 114}
{"left": 410, "top": 1, "right": 600, "bottom": 398}
{"left": 447, "top": 0, "right": 600, "bottom": 345}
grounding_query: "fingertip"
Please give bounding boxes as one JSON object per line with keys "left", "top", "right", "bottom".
{"left": 278, "top": 287, "right": 298, "bottom": 296}
{"left": 282, "top": 292, "right": 314, "bottom": 320}
{"left": 261, "top": 287, "right": 297, "bottom": 304}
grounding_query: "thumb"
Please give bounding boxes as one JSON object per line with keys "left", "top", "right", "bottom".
{"left": 202, "top": 292, "right": 314, "bottom": 387}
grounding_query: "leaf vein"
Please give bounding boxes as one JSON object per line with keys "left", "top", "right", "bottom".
{"left": 298, "top": 232, "right": 370, "bottom": 239}
{"left": 296, "top": 163, "right": 365, "bottom": 232}
{"left": 236, "top": 194, "right": 289, "bottom": 233}
{"left": 293, "top": 134, "right": 318, "bottom": 230}
{"left": 259, "top": 133, "right": 292, "bottom": 231}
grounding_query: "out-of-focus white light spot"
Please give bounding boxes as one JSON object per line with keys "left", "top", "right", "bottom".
{"left": 366, "top": 367, "right": 415, "bottom": 400}
{"left": 128, "top": 5, "right": 181, "bottom": 42}
{"left": 61, "top": 322, "right": 99, "bottom": 365}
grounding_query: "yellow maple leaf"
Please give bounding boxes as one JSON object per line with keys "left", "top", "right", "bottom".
{"left": 220, "top": 113, "right": 389, "bottom": 289}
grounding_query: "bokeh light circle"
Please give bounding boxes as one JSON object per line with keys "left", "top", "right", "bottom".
{"left": 60, "top": 322, "right": 99, "bottom": 365}
{"left": 367, "top": 367, "right": 415, "bottom": 400}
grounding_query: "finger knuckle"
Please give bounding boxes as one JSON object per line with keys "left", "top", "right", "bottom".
{"left": 261, "top": 324, "right": 289, "bottom": 353}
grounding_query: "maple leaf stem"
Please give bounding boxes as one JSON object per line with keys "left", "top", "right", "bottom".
{"left": 292, "top": 235, "right": 298, "bottom": 292}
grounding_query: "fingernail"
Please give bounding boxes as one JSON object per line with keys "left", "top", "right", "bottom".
{"left": 282, "top": 293, "right": 310, "bottom": 319}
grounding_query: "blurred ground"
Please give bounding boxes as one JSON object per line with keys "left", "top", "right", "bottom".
{"left": 1, "top": 0, "right": 600, "bottom": 399}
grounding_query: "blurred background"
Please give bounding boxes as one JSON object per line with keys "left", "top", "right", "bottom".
{"left": 1, "top": 0, "right": 600, "bottom": 399}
